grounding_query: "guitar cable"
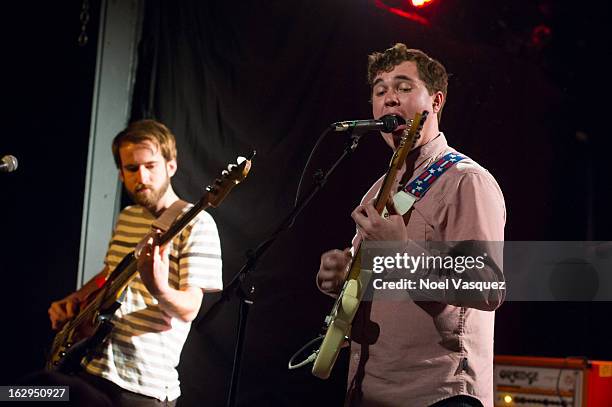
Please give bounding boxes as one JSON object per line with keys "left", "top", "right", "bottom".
{"left": 288, "top": 334, "right": 325, "bottom": 370}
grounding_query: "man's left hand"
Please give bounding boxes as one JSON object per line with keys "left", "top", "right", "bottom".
{"left": 351, "top": 198, "right": 407, "bottom": 242}
{"left": 138, "top": 233, "right": 171, "bottom": 296}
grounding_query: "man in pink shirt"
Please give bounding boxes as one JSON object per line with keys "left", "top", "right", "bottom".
{"left": 317, "top": 44, "right": 505, "bottom": 407}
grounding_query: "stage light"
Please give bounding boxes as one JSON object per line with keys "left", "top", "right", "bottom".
{"left": 411, "top": 0, "right": 433, "bottom": 7}
{"left": 503, "top": 394, "right": 513, "bottom": 404}
{"left": 374, "top": 0, "right": 430, "bottom": 25}
{"left": 530, "top": 24, "right": 552, "bottom": 48}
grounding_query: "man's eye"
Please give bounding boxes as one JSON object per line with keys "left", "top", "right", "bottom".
{"left": 398, "top": 86, "right": 412, "bottom": 92}
{"left": 146, "top": 163, "right": 157, "bottom": 169}
{"left": 374, "top": 89, "right": 386, "bottom": 97}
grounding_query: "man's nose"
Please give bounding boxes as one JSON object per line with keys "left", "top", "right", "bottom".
{"left": 136, "top": 166, "right": 150, "bottom": 183}
{"left": 384, "top": 90, "right": 399, "bottom": 106}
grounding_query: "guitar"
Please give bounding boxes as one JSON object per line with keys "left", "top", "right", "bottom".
{"left": 46, "top": 154, "right": 253, "bottom": 373}
{"left": 309, "top": 111, "right": 428, "bottom": 379}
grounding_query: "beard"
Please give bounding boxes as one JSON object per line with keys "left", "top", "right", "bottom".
{"left": 126, "top": 176, "right": 170, "bottom": 212}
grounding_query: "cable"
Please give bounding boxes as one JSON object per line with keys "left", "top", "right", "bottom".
{"left": 288, "top": 335, "right": 324, "bottom": 370}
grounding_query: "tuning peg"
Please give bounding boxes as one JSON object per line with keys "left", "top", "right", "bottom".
{"left": 214, "top": 178, "right": 223, "bottom": 185}
{"left": 236, "top": 151, "right": 256, "bottom": 165}
{"left": 227, "top": 163, "right": 237, "bottom": 171}
{"left": 222, "top": 170, "right": 229, "bottom": 177}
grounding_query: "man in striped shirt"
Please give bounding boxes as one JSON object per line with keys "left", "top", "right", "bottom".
{"left": 48, "top": 120, "right": 223, "bottom": 406}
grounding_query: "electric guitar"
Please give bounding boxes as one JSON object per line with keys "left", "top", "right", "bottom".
{"left": 304, "top": 112, "right": 427, "bottom": 379}
{"left": 46, "top": 154, "right": 253, "bottom": 373}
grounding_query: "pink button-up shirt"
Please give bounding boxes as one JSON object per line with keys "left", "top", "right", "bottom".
{"left": 321, "top": 133, "right": 506, "bottom": 407}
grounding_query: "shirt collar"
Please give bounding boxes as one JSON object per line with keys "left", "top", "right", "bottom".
{"left": 411, "top": 132, "right": 448, "bottom": 171}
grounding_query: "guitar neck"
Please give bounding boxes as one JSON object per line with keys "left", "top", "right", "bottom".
{"left": 106, "top": 199, "right": 210, "bottom": 299}
{"left": 343, "top": 142, "right": 406, "bottom": 281}
{"left": 342, "top": 112, "right": 426, "bottom": 285}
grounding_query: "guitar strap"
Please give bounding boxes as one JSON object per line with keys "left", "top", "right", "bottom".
{"left": 134, "top": 199, "right": 190, "bottom": 256}
{"left": 152, "top": 199, "right": 190, "bottom": 232}
{"left": 402, "top": 152, "right": 466, "bottom": 197}
{"left": 97, "top": 200, "right": 191, "bottom": 290}
{"left": 382, "top": 152, "right": 466, "bottom": 217}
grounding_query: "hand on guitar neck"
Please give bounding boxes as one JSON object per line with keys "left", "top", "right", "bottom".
{"left": 137, "top": 234, "right": 203, "bottom": 322}
{"left": 137, "top": 232, "right": 172, "bottom": 297}
{"left": 351, "top": 197, "right": 407, "bottom": 242}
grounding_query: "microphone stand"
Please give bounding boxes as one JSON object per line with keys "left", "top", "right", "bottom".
{"left": 201, "top": 128, "right": 366, "bottom": 407}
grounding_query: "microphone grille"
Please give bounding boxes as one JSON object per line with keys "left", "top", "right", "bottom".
{"left": 1, "top": 155, "right": 18, "bottom": 172}
{"left": 380, "top": 115, "right": 405, "bottom": 132}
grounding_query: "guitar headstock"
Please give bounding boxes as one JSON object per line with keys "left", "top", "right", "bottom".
{"left": 206, "top": 152, "right": 255, "bottom": 207}
{"left": 397, "top": 111, "right": 428, "bottom": 151}
{"left": 390, "top": 111, "right": 429, "bottom": 166}
{"left": 376, "top": 111, "right": 429, "bottom": 214}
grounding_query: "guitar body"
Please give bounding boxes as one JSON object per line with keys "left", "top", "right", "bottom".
{"left": 312, "top": 257, "right": 365, "bottom": 378}
{"left": 311, "top": 112, "right": 428, "bottom": 379}
{"left": 46, "top": 264, "right": 130, "bottom": 372}
{"left": 49, "top": 315, "right": 116, "bottom": 373}
{"left": 46, "top": 155, "right": 252, "bottom": 373}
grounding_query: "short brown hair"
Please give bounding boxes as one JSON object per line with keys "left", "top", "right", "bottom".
{"left": 367, "top": 43, "right": 448, "bottom": 122}
{"left": 112, "top": 119, "right": 177, "bottom": 168}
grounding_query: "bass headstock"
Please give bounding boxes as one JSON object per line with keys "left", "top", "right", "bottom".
{"left": 206, "top": 152, "right": 255, "bottom": 208}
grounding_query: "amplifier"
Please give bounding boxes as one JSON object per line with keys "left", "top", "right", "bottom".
{"left": 494, "top": 355, "right": 612, "bottom": 407}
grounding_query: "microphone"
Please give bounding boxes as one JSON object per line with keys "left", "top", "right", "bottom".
{"left": 1, "top": 155, "right": 18, "bottom": 173}
{"left": 331, "top": 114, "right": 405, "bottom": 133}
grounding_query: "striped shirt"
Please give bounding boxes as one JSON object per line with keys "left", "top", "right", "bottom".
{"left": 84, "top": 204, "right": 223, "bottom": 401}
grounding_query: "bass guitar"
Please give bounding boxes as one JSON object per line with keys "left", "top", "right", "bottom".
{"left": 47, "top": 154, "right": 253, "bottom": 373}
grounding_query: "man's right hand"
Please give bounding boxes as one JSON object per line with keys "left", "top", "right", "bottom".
{"left": 48, "top": 293, "right": 81, "bottom": 330}
{"left": 317, "top": 248, "right": 352, "bottom": 295}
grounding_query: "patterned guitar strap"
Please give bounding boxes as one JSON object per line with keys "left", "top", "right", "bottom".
{"left": 382, "top": 151, "right": 466, "bottom": 217}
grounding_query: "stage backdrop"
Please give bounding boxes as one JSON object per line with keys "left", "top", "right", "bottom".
{"left": 123, "top": 1, "right": 607, "bottom": 406}
{"left": 3, "top": 0, "right": 612, "bottom": 403}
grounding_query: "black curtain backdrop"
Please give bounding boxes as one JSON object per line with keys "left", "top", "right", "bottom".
{"left": 128, "top": 1, "right": 611, "bottom": 406}
{"left": 1, "top": 0, "right": 100, "bottom": 388}
{"left": 2, "top": 0, "right": 611, "bottom": 406}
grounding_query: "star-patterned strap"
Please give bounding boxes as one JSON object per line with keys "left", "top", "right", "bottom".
{"left": 402, "top": 152, "right": 466, "bottom": 198}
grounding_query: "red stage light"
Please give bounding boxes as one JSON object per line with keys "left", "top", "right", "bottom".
{"left": 411, "top": 0, "right": 433, "bottom": 7}
{"left": 374, "top": 0, "right": 430, "bottom": 25}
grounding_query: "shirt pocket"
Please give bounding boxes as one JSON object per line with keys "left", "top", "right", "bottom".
{"left": 405, "top": 207, "right": 432, "bottom": 241}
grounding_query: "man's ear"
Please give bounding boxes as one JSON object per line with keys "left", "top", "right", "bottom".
{"left": 167, "top": 159, "right": 177, "bottom": 177}
{"left": 432, "top": 91, "right": 445, "bottom": 114}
